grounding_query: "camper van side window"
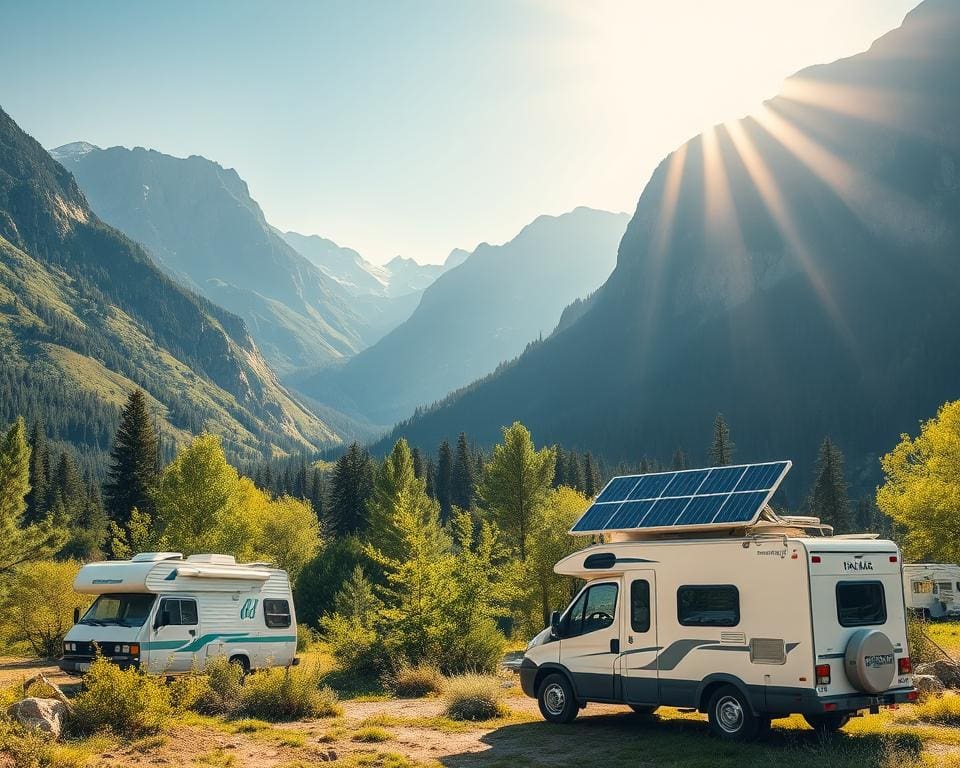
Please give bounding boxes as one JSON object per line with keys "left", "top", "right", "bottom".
{"left": 631, "top": 580, "right": 651, "bottom": 633}
{"left": 263, "top": 599, "right": 291, "bottom": 629}
{"left": 158, "top": 598, "right": 198, "bottom": 626}
{"left": 677, "top": 585, "right": 740, "bottom": 627}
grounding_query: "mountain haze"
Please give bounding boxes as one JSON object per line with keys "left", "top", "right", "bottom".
{"left": 380, "top": 0, "right": 960, "bottom": 495}
{"left": 300, "top": 207, "right": 628, "bottom": 426}
{"left": 0, "top": 107, "right": 340, "bottom": 460}
{"left": 51, "top": 144, "right": 375, "bottom": 375}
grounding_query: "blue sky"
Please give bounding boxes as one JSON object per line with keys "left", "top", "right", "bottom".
{"left": 1, "top": 0, "right": 918, "bottom": 263}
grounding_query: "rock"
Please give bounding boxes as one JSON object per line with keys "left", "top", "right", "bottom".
{"left": 6, "top": 697, "right": 68, "bottom": 738}
{"left": 915, "top": 659, "right": 960, "bottom": 689}
{"left": 914, "top": 674, "right": 946, "bottom": 699}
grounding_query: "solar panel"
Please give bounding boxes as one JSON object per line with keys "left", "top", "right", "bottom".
{"left": 569, "top": 460, "right": 791, "bottom": 535}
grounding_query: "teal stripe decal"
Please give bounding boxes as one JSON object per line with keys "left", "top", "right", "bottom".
{"left": 142, "top": 633, "right": 295, "bottom": 652}
{"left": 224, "top": 635, "right": 296, "bottom": 644}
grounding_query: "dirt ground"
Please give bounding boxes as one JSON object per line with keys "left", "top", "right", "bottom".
{"left": 2, "top": 656, "right": 959, "bottom": 768}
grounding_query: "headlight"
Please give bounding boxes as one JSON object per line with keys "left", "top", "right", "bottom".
{"left": 122, "top": 645, "right": 130, "bottom": 654}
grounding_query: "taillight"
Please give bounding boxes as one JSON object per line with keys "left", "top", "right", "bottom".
{"left": 811, "top": 556, "right": 821, "bottom": 564}
{"left": 816, "top": 664, "right": 831, "bottom": 685}
{"left": 898, "top": 657, "right": 912, "bottom": 675}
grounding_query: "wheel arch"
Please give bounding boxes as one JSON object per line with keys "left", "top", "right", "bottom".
{"left": 696, "top": 674, "right": 757, "bottom": 714}
{"left": 534, "top": 663, "right": 579, "bottom": 700}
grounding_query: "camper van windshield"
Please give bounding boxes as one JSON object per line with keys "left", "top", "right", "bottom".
{"left": 80, "top": 594, "right": 156, "bottom": 627}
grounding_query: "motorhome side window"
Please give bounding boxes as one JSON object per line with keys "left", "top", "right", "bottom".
{"left": 912, "top": 581, "right": 933, "bottom": 594}
{"left": 631, "top": 580, "right": 651, "bottom": 632}
{"left": 836, "top": 581, "right": 886, "bottom": 627}
{"left": 677, "top": 585, "right": 739, "bottom": 627}
{"left": 159, "top": 597, "right": 198, "bottom": 626}
{"left": 263, "top": 599, "right": 292, "bottom": 628}
{"left": 564, "top": 583, "right": 618, "bottom": 637}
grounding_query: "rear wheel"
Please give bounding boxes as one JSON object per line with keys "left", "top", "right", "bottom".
{"left": 229, "top": 655, "right": 251, "bottom": 677}
{"left": 537, "top": 673, "right": 578, "bottom": 724}
{"left": 804, "top": 713, "right": 850, "bottom": 733}
{"left": 629, "top": 704, "right": 658, "bottom": 716}
{"left": 707, "top": 686, "right": 761, "bottom": 742}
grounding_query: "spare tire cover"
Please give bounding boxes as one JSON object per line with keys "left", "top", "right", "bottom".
{"left": 844, "top": 629, "right": 895, "bottom": 694}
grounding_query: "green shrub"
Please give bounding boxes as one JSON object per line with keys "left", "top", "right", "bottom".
{"left": 442, "top": 674, "right": 507, "bottom": 721}
{"left": 351, "top": 726, "right": 392, "bottom": 743}
{"left": 320, "top": 613, "right": 384, "bottom": 679}
{"left": 385, "top": 663, "right": 445, "bottom": 698}
{"left": 296, "top": 624, "right": 315, "bottom": 652}
{"left": 900, "top": 692, "right": 960, "bottom": 726}
{"left": 906, "top": 613, "right": 938, "bottom": 665}
{"left": 71, "top": 657, "right": 171, "bottom": 736}
{"left": 437, "top": 618, "right": 507, "bottom": 675}
{"left": 239, "top": 663, "right": 341, "bottom": 721}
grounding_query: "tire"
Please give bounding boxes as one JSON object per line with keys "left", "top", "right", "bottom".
{"left": 537, "top": 673, "right": 578, "bottom": 724}
{"left": 804, "top": 713, "right": 850, "bottom": 734}
{"left": 707, "top": 685, "right": 761, "bottom": 742}
{"left": 229, "top": 655, "right": 251, "bottom": 677}
{"left": 629, "top": 704, "right": 658, "bottom": 716}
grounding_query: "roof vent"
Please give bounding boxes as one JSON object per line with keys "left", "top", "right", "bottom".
{"left": 131, "top": 552, "right": 183, "bottom": 562}
{"left": 186, "top": 554, "right": 237, "bottom": 565}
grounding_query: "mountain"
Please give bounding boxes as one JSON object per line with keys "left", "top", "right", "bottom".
{"left": 0, "top": 106, "right": 341, "bottom": 461}
{"left": 298, "top": 207, "right": 628, "bottom": 426}
{"left": 378, "top": 0, "right": 960, "bottom": 496}
{"left": 278, "top": 230, "right": 390, "bottom": 297}
{"left": 50, "top": 144, "right": 374, "bottom": 375}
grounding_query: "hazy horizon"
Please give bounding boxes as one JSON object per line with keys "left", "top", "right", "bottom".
{"left": 2, "top": 0, "right": 918, "bottom": 264}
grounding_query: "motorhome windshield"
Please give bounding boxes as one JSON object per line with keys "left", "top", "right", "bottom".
{"left": 80, "top": 593, "right": 156, "bottom": 627}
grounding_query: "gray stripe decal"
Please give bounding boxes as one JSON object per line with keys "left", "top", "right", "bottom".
{"left": 818, "top": 652, "right": 845, "bottom": 659}
{"left": 621, "top": 646, "right": 662, "bottom": 656}
{"left": 638, "top": 639, "right": 714, "bottom": 670}
{"left": 616, "top": 558, "right": 659, "bottom": 564}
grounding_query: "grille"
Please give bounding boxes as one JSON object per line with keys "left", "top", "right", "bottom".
{"left": 749, "top": 638, "right": 786, "bottom": 664}
{"left": 720, "top": 632, "right": 746, "bottom": 644}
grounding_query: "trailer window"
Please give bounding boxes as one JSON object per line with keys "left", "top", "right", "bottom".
{"left": 836, "top": 582, "right": 886, "bottom": 627}
{"left": 631, "top": 580, "right": 651, "bottom": 633}
{"left": 677, "top": 585, "right": 739, "bottom": 627}
{"left": 158, "top": 598, "right": 198, "bottom": 626}
{"left": 563, "top": 583, "right": 618, "bottom": 637}
{"left": 912, "top": 581, "right": 933, "bottom": 594}
{"left": 263, "top": 599, "right": 292, "bottom": 629}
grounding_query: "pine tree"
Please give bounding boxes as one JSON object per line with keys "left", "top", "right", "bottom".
{"left": 436, "top": 440, "right": 453, "bottom": 523}
{"left": 583, "top": 453, "right": 600, "bottom": 498}
{"left": 368, "top": 439, "right": 429, "bottom": 561}
{"left": 672, "top": 448, "right": 689, "bottom": 471}
{"left": 451, "top": 432, "right": 476, "bottom": 511}
{"left": 24, "top": 420, "right": 50, "bottom": 525}
{"left": 309, "top": 467, "right": 325, "bottom": 519}
{"left": 566, "top": 451, "right": 583, "bottom": 492}
{"left": 424, "top": 457, "right": 436, "bottom": 500}
{"left": 552, "top": 447, "right": 566, "bottom": 489}
{"left": 708, "top": 413, "right": 735, "bottom": 467}
{"left": 807, "top": 437, "right": 852, "bottom": 533}
{"left": 411, "top": 447, "right": 425, "bottom": 480}
{"left": 103, "top": 390, "right": 159, "bottom": 526}
{"left": 328, "top": 443, "right": 375, "bottom": 536}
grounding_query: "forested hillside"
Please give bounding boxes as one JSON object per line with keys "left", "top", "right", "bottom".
{"left": 300, "top": 208, "right": 628, "bottom": 427}
{"left": 0, "top": 107, "right": 340, "bottom": 463}
{"left": 52, "top": 144, "right": 376, "bottom": 374}
{"left": 380, "top": 0, "right": 960, "bottom": 496}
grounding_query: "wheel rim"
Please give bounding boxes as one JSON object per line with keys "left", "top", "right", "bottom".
{"left": 543, "top": 682, "right": 566, "bottom": 716}
{"left": 716, "top": 695, "right": 744, "bottom": 733}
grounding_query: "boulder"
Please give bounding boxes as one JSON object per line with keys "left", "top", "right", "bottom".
{"left": 914, "top": 674, "right": 946, "bottom": 699}
{"left": 6, "top": 697, "right": 68, "bottom": 738}
{"left": 915, "top": 659, "right": 960, "bottom": 689}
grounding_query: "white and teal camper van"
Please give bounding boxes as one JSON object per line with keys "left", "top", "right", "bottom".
{"left": 60, "top": 552, "right": 297, "bottom": 675}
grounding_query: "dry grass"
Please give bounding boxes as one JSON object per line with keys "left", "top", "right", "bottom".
{"left": 442, "top": 673, "right": 508, "bottom": 721}
{"left": 897, "top": 692, "right": 960, "bottom": 727}
{"left": 386, "top": 663, "right": 445, "bottom": 698}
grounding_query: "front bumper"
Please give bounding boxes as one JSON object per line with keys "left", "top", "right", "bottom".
{"left": 59, "top": 654, "right": 140, "bottom": 673}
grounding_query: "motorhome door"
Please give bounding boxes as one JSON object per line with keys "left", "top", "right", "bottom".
{"left": 619, "top": 571, "right": 659, "bottom": 704}
{"left": 557, "top": 580, "right": 621, "bottom": 700}
{"left": 147, "top": 596, "right": 200, "bottom": 673}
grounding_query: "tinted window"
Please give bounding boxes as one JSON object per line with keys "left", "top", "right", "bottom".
{"left": 912, "top": 580, "right": 933, "bottom": 594}
{"left": 263, "top": 599, "right": 292, "bottom": 629}
{"left": 837, "top": 581, "right": 886, "bottom": 627}
{"left": 563, "top": 583, "right": 618, "bottom": 637}
{"left": 159, "top": 598, "right": 198, "bottom": 626}
{"left": 82, "top": 594, "right": 156, "bottom": 627}
{"left": 677, "top": 585, "right": 739, "bottom": 627}
{"left": 631, "top": 580, "right": 651, "bottom": 633}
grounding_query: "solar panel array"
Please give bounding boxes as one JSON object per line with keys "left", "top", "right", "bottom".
{"left": 570, "top": 461, "right": 791, "bottom": 535}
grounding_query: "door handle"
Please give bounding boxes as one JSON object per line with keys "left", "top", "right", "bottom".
{"left": 628, "top": 635, "right": 634, "bottom": 644}
{"left": 188, "top": 629, "right": 196, "bottom": 637}
{"left": 610, "top": 639, "right": 620, "bottom": 654}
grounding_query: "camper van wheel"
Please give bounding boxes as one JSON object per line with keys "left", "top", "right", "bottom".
{"left": 629, "top": 705, "right": 658, "bottom": 716}
{"left": 706, "top": 686, "right": 760, "bottom": 742}
{"left": 803, "top": 713, "right": 850, "bottom": 733}
{"left": 229, "top": 655, "right": 251, "bottom": 677}
{"left": 537, "top": 673, "right": 578, "bottom": 724}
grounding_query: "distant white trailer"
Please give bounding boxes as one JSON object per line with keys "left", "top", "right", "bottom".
{"left": 902, "top": 563, "right": 960, "bottom": 619}
{"left": 60, "top": 552, "right": 297, "bottom": 675}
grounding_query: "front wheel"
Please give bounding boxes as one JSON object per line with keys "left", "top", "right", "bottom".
{"left": 537, "top": 673, "right": 578, "bottom": 724}
{"left": 707, "top": 685, "right": 762, "bottom": 742}
{"left": 804, "top": 713, "right": 850, "bottom": 733}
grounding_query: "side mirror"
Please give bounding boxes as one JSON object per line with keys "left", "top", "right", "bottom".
{"left": 550, "top": 611, "right": 561, "bottom": 639}
{"left": 73, "top": 607, "right": 81, "bottom": 624}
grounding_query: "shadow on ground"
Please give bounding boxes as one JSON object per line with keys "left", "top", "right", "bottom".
{"left": 439, "top": 710, "right": 922, "bottom": 768}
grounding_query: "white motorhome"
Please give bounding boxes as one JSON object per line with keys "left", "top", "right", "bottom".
{"left": 59, "top": 552, "right": 297, "bottom": 675}
{"left": 902, "top": 563, "right": 960, "bottom": 619}
{"left": 520, "top": 461, "right": 917, "bottom": 741}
